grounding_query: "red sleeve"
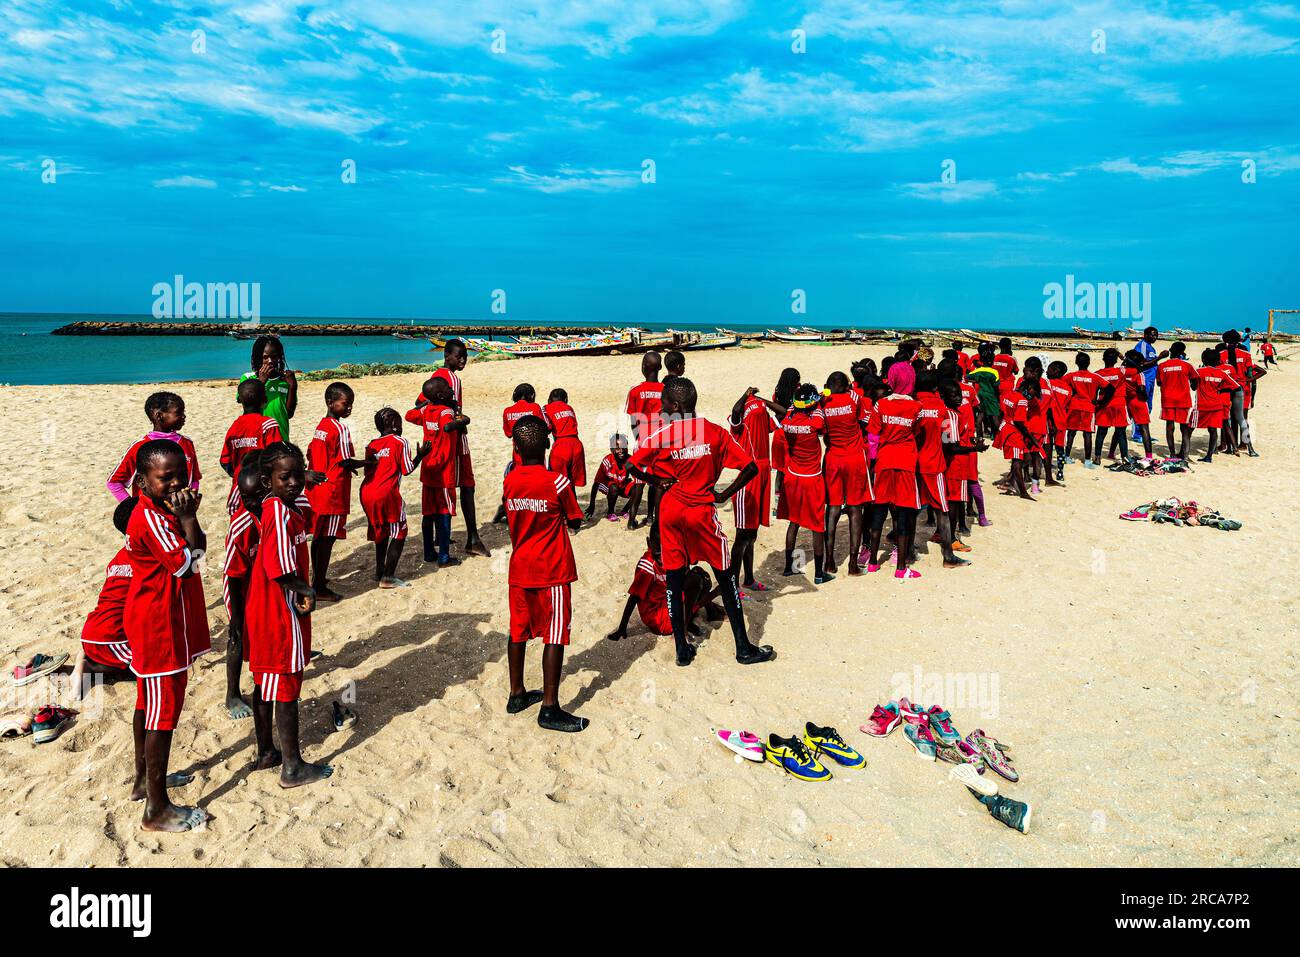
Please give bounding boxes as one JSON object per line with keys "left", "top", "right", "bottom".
{"left": 140, "top": 507, "right": 192, "bottom": 576}
{"left": 263, "top": 419, "right": 282, "bottom": 444}
{"left": 719, "top": 428, "right": 754, "bottom": 471}
{"left": 628, "top": 443, "right": 657, "bottom": 473}
{"left": 405, "top": 406, "right": 423, "bottom": 425}
{"left": 502, "top": 408, "right": 512, "bottom": 438}
{"left": 629, "top": 560, "right": 655, "bottom": 600}
{"left": 223, "top": 525, "right": 252, "bottom": 579}
{"left": 109, "top": 441, "right": 140, "bottom": 488}
{"left": 259, "top": 500, "right": 297, "bottom": 579}
{"left": 556, "top": 475, "right": 583, "bottom": 521}
{"left": 220, "top": 425, "right": 236, "bottom": 469}
{"left": 400, "top": 438, "right": 418, "bottom": 475}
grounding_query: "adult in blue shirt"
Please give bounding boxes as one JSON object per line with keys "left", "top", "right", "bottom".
{"left": 1132, "top": 326, "right": 1160, "bottom": 440}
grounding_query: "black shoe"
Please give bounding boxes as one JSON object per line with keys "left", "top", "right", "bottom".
{"left": 970, "top": 790, "right": 1032, "bottom": 833}
{"left": 506, "top": 690, "right": 544, "bottom": 714}
{"left": 538, "top": 704, "right": 588, "bottom": 733}
{"left": 735, "top": 644, "right": 776, "bottom": 665}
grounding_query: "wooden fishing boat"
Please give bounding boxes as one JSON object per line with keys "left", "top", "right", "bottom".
{"left": 464, "top": 329, "right": 640, "bottom": 358}
{"left": 767, "top": 328, "right": 824, "bottom": 342}
{"left": 683, "top": 331, "right": 739, "bottom": 351}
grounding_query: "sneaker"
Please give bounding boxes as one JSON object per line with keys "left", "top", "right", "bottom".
{"left": 977, "top": 516, "right": 993, "bottom": 528}
{"left": 903, "top": 722, "right": 938, "bottom": 761}
{"left": 765, "top": 734, "right": 833, "bottom": 781}
{"left": 950, "top": 762, "right": 997, "bottom": 797}
{"left": 970, "top": 791, "right": 1032, "bottom": 834}
{"left": 803, "top": 722, "right": 866, "bottom": 769}
{"left": 11, "top": 653, "right": 69, "bottom": 687}
{"left": 32, "top": 705, "right": 77, "bottom": 744}
{"left": 966, "top": 728, "right": 1020, "bottom": 782}
{"left": 926, "top": 706, "right": 961, "bottom": 745}
{"left": 860, "top": 702, "right": 902, "bottom": 738}
{"left": 715, "top": 728, "right": 765, "bottom": 762}
{"left": 898, "top": 698, "right": 926, "bottom": 724}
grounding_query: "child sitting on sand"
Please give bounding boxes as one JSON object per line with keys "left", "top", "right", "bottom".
{"left": 107, "top": 392, "right": 202, "bottom": 502}
{"left": 586, "top": 434, "right": 643, "bottom": 526}
{"left": 606, "top": 525, "right": 722, "bottom": 641}
{"left": 65, "top": 498, "right": 141, "bottom": 699}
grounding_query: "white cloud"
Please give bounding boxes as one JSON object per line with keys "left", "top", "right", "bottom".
{"left": 153, "top": 175, "right": 217, "bottom": 188}
{"left": 898, "top": 179, "right": 999, "bottom": 203}
{"left": 498, "top": 164, "right": 639, "bottom": 193}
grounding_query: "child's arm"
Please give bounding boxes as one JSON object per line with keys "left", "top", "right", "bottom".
{"left": 605, "top": 595, "right": 639, "bottom": 641}
{"left": 585, "top": 482, "right": 600, "bottom": 516}
{"left": 626, "top": 463, "right": 674, "bottom": 488}
{"left": 274, "top": 572, "right": 316, "bottom": 616}
{"left": 445, "top": 413, "right": 471, "bottom": 432}
{"left": 283, "top": 368, "right": 298, "bottom": 419}
{"left": 165, "top": 489, "right": 207, "bottom": 562}
{"left": 713, "top": 462, "right": 758, "bottom": 503}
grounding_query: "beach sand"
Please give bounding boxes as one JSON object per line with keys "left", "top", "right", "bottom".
{"left": 1, "top": 342, "right": 1295, "bottom": 868}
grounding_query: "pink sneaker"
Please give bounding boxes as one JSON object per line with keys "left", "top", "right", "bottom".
{"left": 895, "top": 568, "right": 921, "bottom": 580}
{"left": 899, "top": 699, "right": 927, "bottom": 724}
{"left": 715, "top": 728, "right": 765, "bottom": 762}
{"left": 860, "top": 702, "right": 902, "bottom": 738}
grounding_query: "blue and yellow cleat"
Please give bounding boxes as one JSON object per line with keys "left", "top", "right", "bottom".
{"left": 803, "top": 722, "right": 866, "bottom": 769}
{"left": 765, "top": 734, "right": 833, "bottom": 781}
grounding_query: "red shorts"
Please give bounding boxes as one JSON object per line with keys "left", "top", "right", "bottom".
{"left": 83, "top": 640, "right": 132, "bottom": 669}
{"left": 548, "top": 438, "right": 587, "bottom": 488}
{"left": 918, "top": 472, "right": 949, "bottom": 512}
{"left": 874, "top": 468, "right": 921, "bottom": 510}
{"left": 312, "top": 513, "right": 347, "bottom": 539}
{"left": 421, "top": 484, "right": 457, "bottom": 517}
{"left": 596, "top": 478, "right": 634, "bottom": 497}
{"left": 135, "top": 671, "right": 188, "bottom": 732}
{"left": 945, "top": 476, "right": 967, "bottom": 503}
{"left": 1127, "top": 401, "right": 1150, "bottom": 426}
{"left": 253, "top": 670, "right": 303, "bottom": 703}
{"left": 780, "top": 470, "right": 827, "bottom": 531}
{"left": 366, "top": 504, "right": 408, "bottom": 541}
{"left": 1161, "top": 406, "right": 1191, "bottom": 425}
{"left": 1066, "top": 409, "right": 1095, "bottom": 432}
{"left": 455, "top": 445, "right": 475, "bottom": 489}
{"left": 1096, "top": 405, "right": 1128, "bottom": 429}
{"left": 734, "top": 466, "right": 771, "bottom": 530}
{"left": 1196, "top": 407, "right": 1225, "bottom": 429}
{"left": 659, "top": 499, "right": 730, "bottom": 571}
{"left": 509, "top": 583, "right": 571, "bottom": 645}
{"left": 823, "top": 452, "right": 871, "bottom": 506}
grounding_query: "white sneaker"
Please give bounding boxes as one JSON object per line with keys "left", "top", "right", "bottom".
{"left": 949, "top": 761, "right": 998, "bottom": 796}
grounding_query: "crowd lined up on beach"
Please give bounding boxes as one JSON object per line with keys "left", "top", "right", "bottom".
{"left": 12, "top": 326, "right": 1271, "bottom": 833}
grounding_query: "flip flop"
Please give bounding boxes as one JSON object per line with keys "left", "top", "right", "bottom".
{"left": 378, "top": 578, "right": 411, "bottom": 589}
{"left": 332, "top": 701, "right": 358, "bottom": 732}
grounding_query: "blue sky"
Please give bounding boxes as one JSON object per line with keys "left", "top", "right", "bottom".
{"left": 1, "top": 0, "right": 1298, "bottom": 330}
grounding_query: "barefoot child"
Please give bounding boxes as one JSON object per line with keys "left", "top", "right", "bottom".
{"left": 543, "top": 388, "right": 587, "bottom": 488}
{"left": 777, "top": 383, "right": 832, "bottom": 585}
{"left": 68, "top": 498, "right": 141, "bottom": 699}
{"left": 123, "top": 439, "right": 211, "bottom": 831}
{"left": 306, "top": 383, "right": 363, "bottom": 601}
{"left": 108, "top": 392, "right": 202, "bottom": 502}
{"left": 359, "top": 409, "right": 431, "bottom": 587}
{"left": 244, "top": 442, "right": 333, "bottom": 788}
{"left": 502, "top": 417, "right": 588, "bottom": 732}
{"left": 221, "top": 455, "right": 267, "bottom": 720}
{"left": 586, "top": 434, "right": 643, "bottom": 525}
{"left": 627, "top": 378, "right": 773, "bottom": 666}
{"left": 220, "top": 378, "right": 282, "bottom": 514}
{"left": 606, "top": 525, "right": 721, "bottom": 641}
{"left": 408, "top": 378, "right": 469, "bottom": 567}
{"left": 996, "top": 380, "right": 1037, "bottom": 500}
{"left": 1157, "top": 342, "right": 1198, "bottom": 459}
{"left": 728, "top": 385, "right": 784, "bottom": 591}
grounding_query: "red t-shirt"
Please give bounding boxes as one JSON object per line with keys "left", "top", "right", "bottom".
{"left": 1156, "top": 358, "right": 1198, "bottom": 409}
{"left": 244, "top": 496, "right": 311, "bottom": 674}
{"left": 417, "top": 367, "right": 462, "bottom": 408}
{"left": 624, "top": 381, "right": 664, "bottom": 439}
{"left": 993, "top": 354, "right": 1019, "bottom": 391}
{"left": 81, "top": 546, "right": 132, "bottom": 646}
{"left": 360, "top": 434, "right": 417, "bottom": 513}
{"left": 594, "top": 453, "right": 629, "bottom": 488}
{"left": 780, "top": 408, "right": 825, "bottom": 475}
{"left": 503, "top": 465, "right": 583, "bottom": 587}
{"left": 543, "top": 401, "right": 580, "bottom": 439}
{"left": 914, "top": 392, "right": 952, "bottom": 474}
{"left": 1046, "top": 377, "right": 1071, "bottom": 423}
{"left": 221, "top": 413, "right": 281, "bottom": 512}
{"left": 629, "top": 417, "right": 753, "bottom": 508}
{"left": 1094, "top": 366, "right": 1128, "bottom": 412}
{"left": 123, "top": 496, "right": 210, "bottom": 677}
{"left": 109, "top": 433, "right": 202, "bottom": 499}
{"left": 502, "top": 400, "right": 545, "bottom": 439}
{"left": 956, "top": 351, "right": 973, "bottom": 375}
{"left": 306, "top": 417, "right": 355, "bottom": 516}
{"left": 730, "top": 395, "right": 774, "bottom": 465}
{"left": 868, "top": 394, "right": 922, "bottom": 471}
{"left": 1195, "top": 366, "right": 1236, "bottom": 412}
{"left": 1064, "top": 369, "right": 1104, "bottom": 412}
{"left": 629, "top": 550, "right": 667, "bottom": 628}
{"left": 407, "top": 404, "right": 457, "bottom": 486}
{"left": 821, "top": 392, "right": 867, "bottom": 456}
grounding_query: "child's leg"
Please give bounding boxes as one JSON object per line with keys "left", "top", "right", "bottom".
{"left": 538, "top": 644, "right": 587, "bottom": 732}
{"left": 970, "top": 479, "right": 989, "bottom": 524}
{"left": 276, "top": 699, "right": 334, "bottom": 787}
{"left": 251, "top": 681, "right": 278, "bottom": 769}
{"left": 1092, "top": 428, "right": 1107, "bottom": 464}
{"left": 1165, "top": 421, "right": 1177, "bottom": 456}
{"left": 847, "top": 505, "right": 864, "bottom": 573}
{"left": 742, "top": 533, "right": 757, "bottom": 586}
{"left": 225, "top": 622, "right": 250, "bottom": 719}
{"left": 730, "top": 528, "right": 757, "bottom": 585}
{"left": 953, "top": 499, "right": 969, "bottom": 535}
{"left": 131, "top": 707, "right": 147, "bottom": 800}
{"left": 867, "top": 505, "right": 886, "bottom": 568}
{"left": 373, "top": 540, "right": 387, "bottom": 581}
{"left": 1082, "top": 430, "right": 1094, "bottom": 461}
{"left": 896, "top": 507, "right": 918, "bottom": 571}
{"left": 604, "top": 489, "right": 619, "bottom": 517}
{"left": 710, "top": 563, "right": 769, "bottom": 662}
{"left": 1199, "top": 427, "right": 1217, "bottom": 462}
{"left": 625, "top": 485, "right": 644, "bottom": 527}
{"left": 460, "top": 487, "right": 487, "bottom": 553}
{"left": 782, "top": 522, "right": 799, "bottom": 575}
{"left": 381, "top": 537, "right": 406, "bottom": 582}
{"left": 664, "top": 567, "right": 693, "bottom": 665}
{"left": 1114, "top": 427, "right": 1129, "bottom": 459}
{"left": 812, "top": 529, "right": 830, "bottom": 582}
{"left": 422, "top": 515, "right": 437, "bottom": 561}
{"left": 1139, "top": 425, "right": 1153, "bottom": 458}
{"left": 1012, "top": 461, "right": 1034, "bottom": 500}
{"left": 936, "top": 508, "right": 966, "bottom": 566}
{"left": 435, "top": 514, "right": 454, "bottom": 563}
{"left": 1064, "top": 430, "right": 1076, "bottom": 458}
{"left": 824, "top": 504, "right": 842, "bottom": 573}
{"left": 311, "top": 534, "right": 339, "bottom": 596}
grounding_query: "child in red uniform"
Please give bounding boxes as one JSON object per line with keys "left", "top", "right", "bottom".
{"left": 67, "top": 497, "right": 140, "bottom": 699}
{"left": 1222, "top": 331, "right": 1265, "bottom": 456}
{"left": 502, "top": 417, "right": 588, "bottom": 733}
{"left": 220, "top": 378, "right": 282, "bottom": 515}
{"left": 1157, "top": 342, "right": 1198, "bottom": 458}
{"left": 221, "top": 455, "right": 267, "bottom": 720}
{"left": 305, "top": 382, "right": 362, "bottom": 601}
{"left": 624, "top": 351, "right": 665, "bottom": 444}
{"left": 108, "top": 392, "right": 202, "bottom": 502}
{"left": 1045, "top": 360, "right": 1071, "bottom": 483}
{"left": 865, "top": 388, "right": 923, "bottom": 579}
{"left": 777, "top": 384, "right": 832, "bottom": 584}
{"left": 123, "top": 439, "right": 210, "bottom": 832}
{"left": 728, "top": 385, "right": 784, "bottom": 590}
{"left": 416, "top": 339, "right": 487, "bottom": 557}
{"left": 587, "top": 433, "right": 643, "bottom": 525}
{"left": 359, "top": 408, "right": 431, "bottom": 586}
{"left": 1063, "top": 352, "right": 1104, "bottom": 467}
{"left": 544, "top": 388, "right": 587, "bottom": 488}
{"left": 996, "top": 380, "right": 1036, "bottom": 499}
{"left": 819, "top": 372, "right": 871, "bottom": 576}
{"left": 1195, "top": 349, "right": 1240, "bottom": 463}
{"left": 937, "top": 377, "right": 986, "bottom": 542}
{"left": 1092, "top": 348, "right": 1129, "bottom": 465}
{"left": 628, "top": 378, "right": 772, "bottom": 667}
{"left": 408, "top": 378, "right": 469, "bottom": 566}
{"left": 1121, "top": 350, "right": 1155, "bottom": 459}
{"left": 502, "top": 384, "right": 545, "bottom": 461}
{"left": 992, "top": 339, "right": 1019, "bottom": 393}
{"left": 606, "top": 525, "right": 721, "bottom": 641}
{"left": 245, "top": 442, "right": 333, "bottom": 788}
{"left": 915, "top": 371, "right": 970, "bottom": 568}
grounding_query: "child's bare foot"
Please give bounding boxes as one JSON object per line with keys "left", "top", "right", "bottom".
{"left": 254, "top": 747, "right": 282, "bottom": 771}
{"left": 142, "top": 802, "right": 207, "bottom": 832}
{"left": 506, "top": 690, "right": 543, "bottom": 714}
{"left": 1019, "top": 491, "right": 1036, "bottom": 501}
{"left": 538, "top": 704, "right": 588, "bottom": 733}
{"left": 279, "top": 760, "right": 334, "bottom": 789}
{"left": 226, "top": 694, "right": 253, "bottom": 720}
{"left": 847, "top": 564, "right": 863, "bottom": 576}
{"left": 378, "top": 577, "right": 411, "bottom": 589}
{"left": 316, "top": 587, "right": 344, "bottom": 602}
{"left": 463, "top": 539, "right": 491, "bottom": 557}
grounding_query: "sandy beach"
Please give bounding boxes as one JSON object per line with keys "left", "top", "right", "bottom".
{"left": 0, "top": 342, "right": 1295, "bottom": 868}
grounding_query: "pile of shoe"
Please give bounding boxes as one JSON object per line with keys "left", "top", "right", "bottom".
{"left": 1119, "top": 497, "right": 1241, "bottom": 529}
{"left": 715, "top": 723, "right": 866, "bottom": 782}
{"left": 1106, "top": 455, "right": 1194, "bottom": 477}
{"left": 861, "top": 699, "right": 1031, "bottom": 834}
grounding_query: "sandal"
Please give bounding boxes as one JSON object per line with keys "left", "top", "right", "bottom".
{"left": 332, "top": 701, "right": 358, "bottom": 732}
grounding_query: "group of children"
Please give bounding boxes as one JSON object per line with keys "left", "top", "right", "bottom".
{"left": 21, "top": 329, "right": 1270, "bottom": 831}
